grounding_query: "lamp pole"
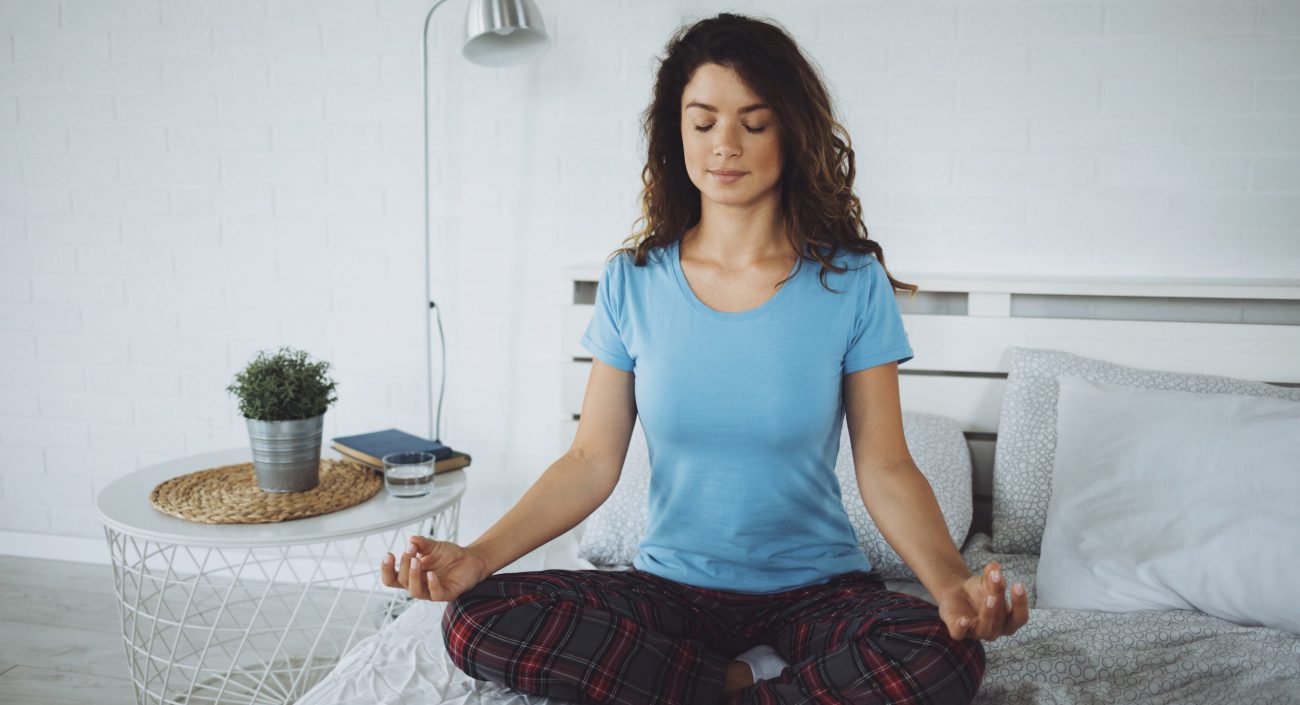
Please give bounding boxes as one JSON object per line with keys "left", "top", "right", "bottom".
{"left": 420, "top": 0, "right": 550, "bottom": 443}
{"left": 423, "top": 0, "right": 451, "bottom": 443}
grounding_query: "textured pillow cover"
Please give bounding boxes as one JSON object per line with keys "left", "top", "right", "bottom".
{"left": 1036, "top": 375, "right": 1300, "bottom": 635}
{"left": 990, "top": 346, "right": 1300, "bottom": 555}
{"left": 838, "top": 411, "right": 973, "bottom": 581}
{"left": 577, "top": 411, "right": 973, "bottom": 582}
{"left": 576, "top": 417, "right": 651, "bottom": 568}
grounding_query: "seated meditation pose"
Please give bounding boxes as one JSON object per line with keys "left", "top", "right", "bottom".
{"left": 381, "top": 12, "right": 1029, "bottom": 705}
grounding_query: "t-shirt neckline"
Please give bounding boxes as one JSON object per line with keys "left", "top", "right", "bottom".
{"left": 671, "top": 239, "right": 801, "bottom": 321}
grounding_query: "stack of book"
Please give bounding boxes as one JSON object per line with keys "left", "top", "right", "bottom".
{"left": 331, "top": 428, "right": 471, "bottom": 475}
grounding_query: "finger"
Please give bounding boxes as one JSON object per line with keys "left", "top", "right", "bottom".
{"left": 411, "top": 535, "right": 438, "bottom": 553}
{"left": 1007, "top": 581, "right": 1030, "bottom": 634}
{"left": 954, "top": 614, "right": 974, "bottom": 641}
{"left": 981, "top": 563, "right": 1006, "bottom": 639}
{"left": 425, "top": 570, "right": 444, "bottom": 601}
{"left": 977, "top": 591, "right": 993, "bottom": 639}
{"left": 380, "top": 552, "right": 398, "bottom": 587}
{"left": 974, "top": 563, "right": 993, "bottom": 639}
{"left": 416, "top": 547, "right": 446, "bottom": 571}
{"left": 992, "top": 566, "right": 1010, "bottom": 625}
{"left": 407, "top": 556, "right": 429, "bottom": 600}
{"left": 985, "top": 561, "right": 1003, "bottom": 602}
{"left": 397, "top": 542, "right": 415, "bottom": 589}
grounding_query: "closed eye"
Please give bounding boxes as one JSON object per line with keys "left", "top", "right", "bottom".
{"left": 694, "top": 124, "right": 767, "bottom": 134}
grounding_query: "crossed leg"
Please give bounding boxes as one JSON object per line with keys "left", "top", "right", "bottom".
{"left": 442, "top": 568, "right": 984, "bottom": 705}
{"left": 727, "top": 571, "right": 986, "bottom": 705}
{"left": 442, "top": 568, "right": 745, "bottom": 705}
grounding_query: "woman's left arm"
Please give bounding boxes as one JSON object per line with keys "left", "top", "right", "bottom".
{"left": 844, "top": 362, "right": 1030, "bottom": 641}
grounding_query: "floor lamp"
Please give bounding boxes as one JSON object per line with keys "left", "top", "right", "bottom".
{"left": 423, "top": 0, "right": 550, "bottom": 443}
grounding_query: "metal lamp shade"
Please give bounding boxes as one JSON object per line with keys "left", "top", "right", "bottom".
{"left": 462, "top": 0, "right": 550, "bottom": 66}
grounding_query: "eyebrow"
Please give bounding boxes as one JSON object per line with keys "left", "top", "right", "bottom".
{"left": 684, "top": 101, "right": 770, "bottom": 114}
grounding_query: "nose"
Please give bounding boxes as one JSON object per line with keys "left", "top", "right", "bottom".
{"left": 713, "top": 142, "right": 739, "bottom": 158}
{"left": 713, "top": 125, "right": 741, "bottom": 158}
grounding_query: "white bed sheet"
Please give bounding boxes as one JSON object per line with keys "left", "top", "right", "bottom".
{"left": 298, "top": 532, "right": 1300, "bottom": 705}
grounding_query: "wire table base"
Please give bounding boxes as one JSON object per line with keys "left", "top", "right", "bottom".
{"left": 104, "top": 506, "right": 459, "bottom": 705}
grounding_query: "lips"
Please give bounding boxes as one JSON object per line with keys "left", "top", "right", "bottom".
{"left": 710, "top": 170, "right": 747, "bottom": 185}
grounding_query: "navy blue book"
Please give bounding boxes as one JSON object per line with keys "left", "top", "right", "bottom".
{"left": 331, "top": 429, "right": 454, "bottom": 468}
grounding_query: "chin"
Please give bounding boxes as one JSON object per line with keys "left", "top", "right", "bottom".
{"left": 704, "top": 182, "right": 775, "bottom": 203}
{"left": 703, "top": 190, "right": 753, "bottom": 205}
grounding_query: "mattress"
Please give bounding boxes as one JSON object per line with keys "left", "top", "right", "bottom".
{"left": 298, "top": 532, "right": 1300, "bottom": 705}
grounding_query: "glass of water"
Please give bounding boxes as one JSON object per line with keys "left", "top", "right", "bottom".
{"left": 383, "top": 451, "right": 437, "bottom": 497}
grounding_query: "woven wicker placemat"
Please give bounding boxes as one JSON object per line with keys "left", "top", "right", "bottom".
{"left": 149, "top": 458, "right": 383, "bottom": 524}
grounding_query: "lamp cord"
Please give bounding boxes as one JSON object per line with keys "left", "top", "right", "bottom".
{"left": 430, "top": 300, "right": 446, "bottom": 443}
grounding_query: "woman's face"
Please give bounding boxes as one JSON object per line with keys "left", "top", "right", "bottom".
{"left": 680, "top": 62, "right": 782, "bottom": 207}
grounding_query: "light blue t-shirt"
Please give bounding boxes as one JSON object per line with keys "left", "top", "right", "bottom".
{"left": 580, "top": 238, "right": 914, "bottom": 594}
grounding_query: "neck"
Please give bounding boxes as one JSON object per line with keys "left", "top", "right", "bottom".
{"left": 684, "top": 199, "right": 792, "bottom": 269}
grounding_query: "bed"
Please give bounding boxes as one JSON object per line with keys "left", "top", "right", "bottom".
{"left": 298, "top": 269, "right": 1300, "bottom": 705}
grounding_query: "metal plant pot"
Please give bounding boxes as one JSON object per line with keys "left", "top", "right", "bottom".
{"left": 245, "top": 413, "right": 325, "bottom": 492}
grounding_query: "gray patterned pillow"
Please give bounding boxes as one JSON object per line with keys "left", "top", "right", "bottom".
{"left": 575, "top": 418, "right": 651, "bottom": 568}
{"left": 990, "top": 346, "right": 1300, "bottom": 555}
{"left": 577, "top": 411, "right": 973, "bottom": 582}
{"left": 838, "top": 411, "right": 973, "bottom": 580}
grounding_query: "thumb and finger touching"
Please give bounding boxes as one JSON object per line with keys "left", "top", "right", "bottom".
{"left": 946, "top": 560, "right": 1009, "bottom": 641}
{"left": 403, "top": 535, "right": 483, "bottom": 602}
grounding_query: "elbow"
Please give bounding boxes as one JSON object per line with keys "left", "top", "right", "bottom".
{"left": 854, "top": 456, "right": 919, "bottom": 486}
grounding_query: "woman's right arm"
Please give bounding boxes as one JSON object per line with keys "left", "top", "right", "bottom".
{"left": 383, "top": 357, "right": 637, "bottom": 600}
{"left": 465, "top": 452, "right": 618, "bottom": 575}
{"left": 467, "top": 356, "right": 638, "bottom": 574}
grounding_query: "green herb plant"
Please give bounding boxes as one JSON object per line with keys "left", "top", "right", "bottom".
{"left": 226, "top": 346, "right": 339, "bottom": 422}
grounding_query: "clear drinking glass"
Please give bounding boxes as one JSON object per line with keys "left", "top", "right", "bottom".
{"left": 383, "top": 451, "right": 437, "bottom": 497}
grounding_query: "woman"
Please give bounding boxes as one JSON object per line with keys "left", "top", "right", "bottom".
{"left": 381, "top": 12, "right": 1028, "bottom": 705}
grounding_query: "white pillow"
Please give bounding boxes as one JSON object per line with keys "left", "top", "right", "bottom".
{"left": 1035, "top": 374, "right": 1300, "bottom": 635}
{"left": 990, "top": 347, "right": 1300, "bottom": 554}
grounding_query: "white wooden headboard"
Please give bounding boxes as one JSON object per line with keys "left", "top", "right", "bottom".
{"left": 559, "top": 261, "right": 1300, "bottom": 540}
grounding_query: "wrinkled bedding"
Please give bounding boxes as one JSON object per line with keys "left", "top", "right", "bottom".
{"left": 959, "top": 533, "right": 1300, "bottom": 704}
{"left": 298, "top": 532, "right": 1300, "bottom": 705}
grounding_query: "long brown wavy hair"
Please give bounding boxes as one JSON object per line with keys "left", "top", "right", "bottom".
{"left": 611, "top": 12, "right": 917, "bottom": 299}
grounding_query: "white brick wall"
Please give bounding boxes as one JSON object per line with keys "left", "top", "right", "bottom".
{"left": 1, "top": 0, "right": 1298, "bottom": 560}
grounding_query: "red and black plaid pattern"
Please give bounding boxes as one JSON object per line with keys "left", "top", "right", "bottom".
{"left": 442, "top": 567, "right": 985, "bottom": 705}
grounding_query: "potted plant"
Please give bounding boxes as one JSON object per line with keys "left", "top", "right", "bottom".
{"left": 226, "top": 346, "right": 339, "bottom": 493}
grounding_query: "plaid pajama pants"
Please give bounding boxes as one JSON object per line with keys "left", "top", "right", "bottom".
{"left": 441, "top": 566, "right": 985, "bottom": 705}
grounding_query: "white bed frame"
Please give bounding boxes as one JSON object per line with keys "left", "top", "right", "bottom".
{"left": 293, "top": 263, "right": 1300, "bottom": 705}
{"left": 558, "top": 261, "right": 1300, "bottom": 545}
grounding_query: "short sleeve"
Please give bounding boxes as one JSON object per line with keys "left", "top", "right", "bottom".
{"left": 581, "top": 255, "right": 635, "bottom": 372}
{"left": 843, "top": 256, "right": 914, "bottom": 375}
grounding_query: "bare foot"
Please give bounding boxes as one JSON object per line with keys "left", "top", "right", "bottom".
{"left": 720, "top": 660, "right": 753, "bottom": 701}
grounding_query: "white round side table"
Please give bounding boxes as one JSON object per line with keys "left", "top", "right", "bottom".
{"left": 95, "top": 446, "right": 466, "bottom": 705}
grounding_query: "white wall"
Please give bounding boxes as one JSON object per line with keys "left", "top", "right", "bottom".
{"left": 2, "top": 0, "right": 1299, "bottom": 561}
